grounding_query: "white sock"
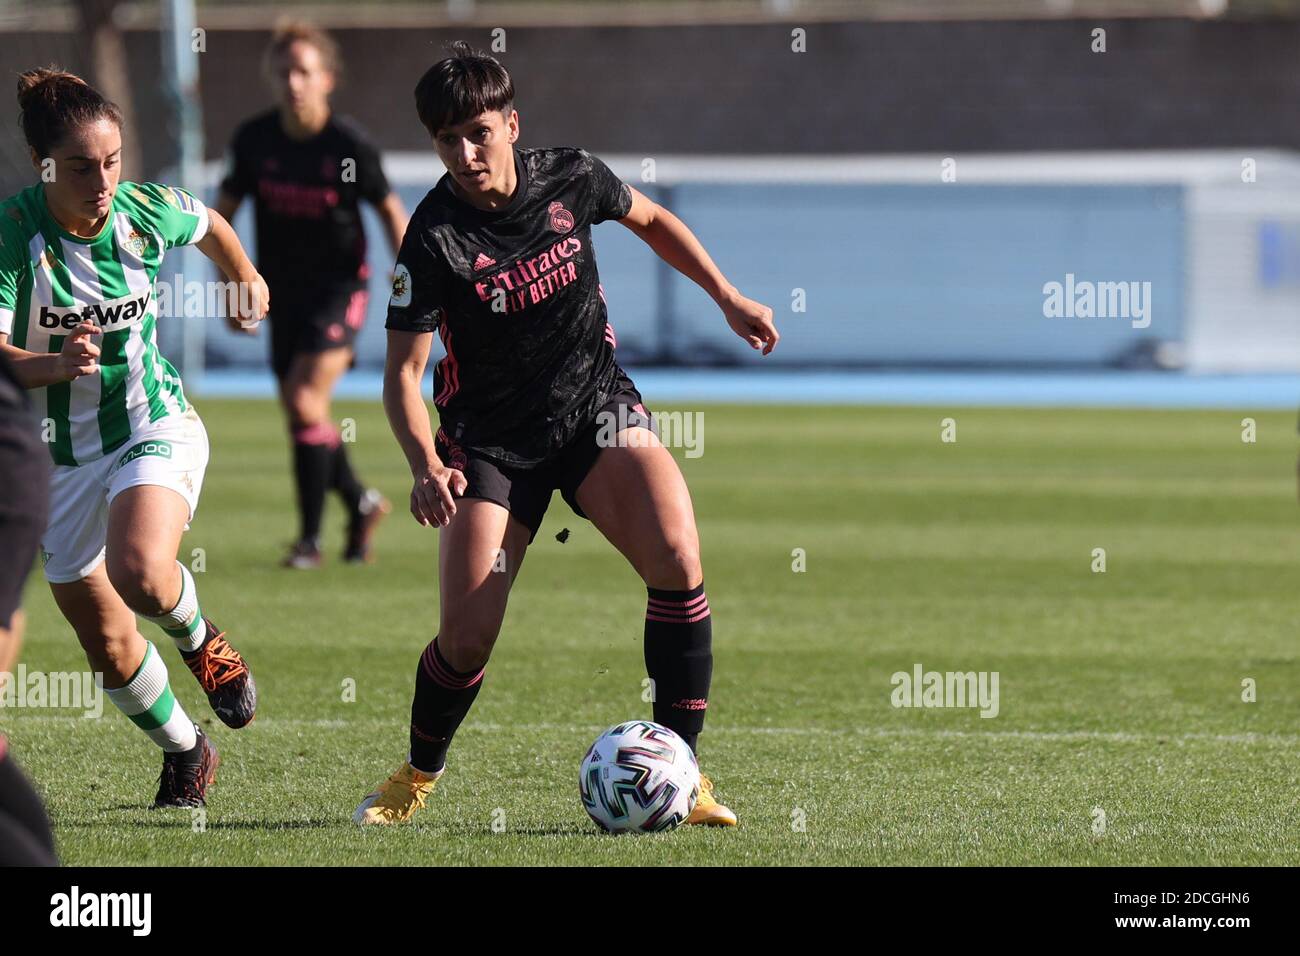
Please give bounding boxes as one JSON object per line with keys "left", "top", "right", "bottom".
{"left": 406, "top": 752, "right": 444, "bottom": 776}
{"left": 102, "top": 642, "right": 197, "bottom": 752}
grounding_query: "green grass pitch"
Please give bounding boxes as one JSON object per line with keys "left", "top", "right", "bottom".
{"left": 6, "top": 398, "right": 1299, "bottom": 865}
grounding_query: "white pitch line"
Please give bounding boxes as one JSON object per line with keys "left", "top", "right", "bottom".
{"left": 4, "top": 715, "right": 1297, "bottom": 746}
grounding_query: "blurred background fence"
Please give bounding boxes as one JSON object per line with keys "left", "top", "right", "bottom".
{"left": 2, "top": 1, "right": 1298, "bottom": 391}
{"left": 205, "top": 150, "right": 1300, "bottom": 374}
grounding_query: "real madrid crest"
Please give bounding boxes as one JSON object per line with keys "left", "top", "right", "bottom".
{"left": 548, "top": 200, "right": 574, "bottom": 235}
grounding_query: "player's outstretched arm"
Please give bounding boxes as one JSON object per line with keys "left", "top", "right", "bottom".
{"left": 376, "top": 192, "right": 409, "bottom": 258}
{"left": 618, "top": 186, "right": 779, "bottom": 355}
{"left": 213, "top": 190, "right": 242, "bottom": 225}
{"left": 383, "top": 329, "right": 467, "bottom": 528}
{"left": 196, "top": 209, "right": 270, "bottom": 334}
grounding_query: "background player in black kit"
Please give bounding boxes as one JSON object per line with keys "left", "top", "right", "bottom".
{"left": 355, "top": 43, "right": 779, "bottom": 827}
{"left": 216, "top": 21, "right": 408, "bottom": 568}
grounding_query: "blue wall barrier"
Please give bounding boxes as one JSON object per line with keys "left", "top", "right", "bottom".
{"left": 201, "top": 181, "right": 1186, "bottom": 371}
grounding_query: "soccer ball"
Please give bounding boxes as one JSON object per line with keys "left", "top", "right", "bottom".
{"left": 579, "top": 720, "right": 700, "bottom": 834}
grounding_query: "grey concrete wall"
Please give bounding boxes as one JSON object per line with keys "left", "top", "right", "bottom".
{"left": 0, "top": 17, "right": 1296, "bottom": 187}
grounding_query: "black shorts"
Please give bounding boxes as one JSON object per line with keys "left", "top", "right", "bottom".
{"left": 268, "top": 284, "right": 369, "bottom": 380}
{"left": 434, "top": 374, "right": 656, "bottom": 544}
{"left": 0, "top": 410, "right": 49, "bottom": 628}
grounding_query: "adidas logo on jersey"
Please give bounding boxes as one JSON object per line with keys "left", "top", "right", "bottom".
{"left": 37, "top": 289, "right": 153, "bottom": 332}
{"left": 473, "top": 252, "right": 497, "bottom": 271}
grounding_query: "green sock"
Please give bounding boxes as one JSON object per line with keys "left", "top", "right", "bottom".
{"left": 101, "top": 642, "right": 198, "bottom": 752}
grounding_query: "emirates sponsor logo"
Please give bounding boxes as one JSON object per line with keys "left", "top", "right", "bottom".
{"left": 473, "top": 236, "right": 583, "bottom": 315}
{"left": 257, "top": 178, "right": 339, "bottom": 218}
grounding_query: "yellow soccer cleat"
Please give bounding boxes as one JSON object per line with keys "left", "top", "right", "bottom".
{"left": 685, "top": 773, "right": 737, "bottom": 827}
{"left": 353, "top": 762, "right": 443, "bottom": 825}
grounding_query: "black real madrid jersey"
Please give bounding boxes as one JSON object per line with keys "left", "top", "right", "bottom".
{"left": 385, "top": 146, "right": 634, "bottom": 469}
{"left": 221, "top": 110, "right": 391, "bottom": 299}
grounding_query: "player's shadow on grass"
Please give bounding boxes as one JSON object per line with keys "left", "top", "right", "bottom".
{"left": 84, "top": 807, "right": 335, "bottom": 831}
{"left": 120, "top": 820, "right": 333, "bottom": 831}
{"left": 203, "top": 820, "right": 334, "bottom": 831}
{"left": 84, "top": 810, "right": 681, "bottom": 838}
{"left": 421, "top": 820, "right": 597, "bottom": 838}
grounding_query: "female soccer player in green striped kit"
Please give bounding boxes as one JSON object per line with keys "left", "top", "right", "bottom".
{"left": 0, "top": 69, "right": 265, "bottom": 808}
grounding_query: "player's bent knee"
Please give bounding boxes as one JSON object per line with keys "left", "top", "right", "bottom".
{"left": 437, "top": 623, "right": 499, "bottom": 673}
{"left": 105, "top": 552, "right": 176, "bottom": 617}
{"left": 76, "top": 624, "right": 142, "bottom": 681}
{"left": 284, "top": 384, "right": 326, "bottom": 429}
{"left": 641, "top": 541, "right": 703, "bottom": 591}
{"left": 286, "top": 402, "right": 322, "bottom": 432}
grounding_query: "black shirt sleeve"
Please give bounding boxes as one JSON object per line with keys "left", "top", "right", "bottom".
{"left": 385, "top": 226, "right": 445, "bottom": 333}
{"left": 583, "top": 151, "right": 633, "bottom": 225}
{"left": 219, "top": 123, "right": 255, "bottom": 199}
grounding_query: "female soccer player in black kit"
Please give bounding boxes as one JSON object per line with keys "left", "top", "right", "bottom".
{"left": 355, "top": 44, "right": 778, "bottom": 827}
{"left": 216, "top": 22, "right": 408, "bottom": 568}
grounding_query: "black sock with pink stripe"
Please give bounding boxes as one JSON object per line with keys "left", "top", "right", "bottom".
{"left": 291, "top": 424, "right": 336, "bottom": 543}
{"left": 331, "top": 442, "right": 365, "bottom": 513}
{"left": 408, "top": 636, "right": 485, "bottom": 774}
{"left": 643, "top": 583, "right": 713, "bottom": 754}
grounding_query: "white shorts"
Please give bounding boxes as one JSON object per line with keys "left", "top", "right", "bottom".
{"left": 41, "top": 406, "right": 210, "bottom": 584}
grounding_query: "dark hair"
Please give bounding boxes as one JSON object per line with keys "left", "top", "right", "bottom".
{"left": 414, "top": 41, "right": 514, "bottom": 138}
{"left": 263, "top": 19, "right": 342, "bottom": 81}
{"left": 17, "top": 67, "right": 122, "bottom": 158}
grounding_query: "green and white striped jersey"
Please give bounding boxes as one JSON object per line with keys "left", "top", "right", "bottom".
{"left": 0, "top": 181, "right": 209, "bottom": 466}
